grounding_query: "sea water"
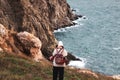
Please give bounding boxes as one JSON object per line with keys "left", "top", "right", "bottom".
{"left": 54, "top": 0, "right": 120, "bottom": 75}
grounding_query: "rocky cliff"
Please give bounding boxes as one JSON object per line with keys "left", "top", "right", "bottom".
{"left": 0, "top": 1, "right": 119, "bottom": 80}
{"left": 0, "top": 0, "right": 77, "bottom": 60}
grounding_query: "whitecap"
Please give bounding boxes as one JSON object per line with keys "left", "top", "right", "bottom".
{"left": 53, "top": 16, "right": 86, "bottom": 33}
{"left": 68, "top": 58, "right": 86, "bottom": 69}
{"left": 54, "top": 28, "right": 67, "bottom": 33}
{"left": 68, "top": 60, "right": 85, "bottom": 69}
{"left": 113, "top": 47, "right": 120, "bottom": 50}
{"left": 72, "top": 18, "right": 82, "bottom": 23}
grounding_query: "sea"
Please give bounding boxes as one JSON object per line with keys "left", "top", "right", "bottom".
{"left": 54, "top": 0, "right": 120, "bottom": 75}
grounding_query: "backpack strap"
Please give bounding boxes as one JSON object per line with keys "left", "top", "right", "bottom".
{"left": 54, "top": 48, "right": 63, "bottom": 57}
{"left": 56, "top": 48, "right": 64, "bottom": 54}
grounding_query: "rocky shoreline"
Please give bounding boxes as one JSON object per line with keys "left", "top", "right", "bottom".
{"left": 0, "top": 0, "right": 119, "bottom": 79}
{"left": 0, "top": 0, "right": 81, "bottom": 61}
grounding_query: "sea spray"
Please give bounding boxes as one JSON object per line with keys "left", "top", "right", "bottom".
{"left": 68, "top": 57, "right": 87, "bottom": 68}
{"left": 54, "top": 17, "right": 85, "bottom": 33}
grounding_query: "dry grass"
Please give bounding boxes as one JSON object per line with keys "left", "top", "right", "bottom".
{"left": 0, "top": 52, "right": 117, "bottom": 80}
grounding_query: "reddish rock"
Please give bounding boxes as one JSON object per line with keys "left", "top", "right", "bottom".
{"left": 0, "top": 0, "right": 76, "bottom": 56}
{"left": 17, "top": 31, "right": 43, "bottom": 62}
{"left": 0, "top": 0, "right": 79, "bottom": 62}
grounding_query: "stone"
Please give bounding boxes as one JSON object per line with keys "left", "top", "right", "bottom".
{"left": 0, "top": 0, "right": 77, "bottom": 56}
{"left": 0, "top": 24, "right": 8, "bottom": 38}
{"left": 17, "top": 31, "right": 43, "bottom": 61}
{"left": 0, "top": 47, "right": 3, "bottom": 52}
{"left": 112, "top": 75, "right": 120, "bottom": 80}
{"left": 0, "top": 24, "right": 11, "bottom": 52}
{"left": 0, "top": 0, "right": 79, "bottom": 61}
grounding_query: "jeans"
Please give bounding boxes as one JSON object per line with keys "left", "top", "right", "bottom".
{"left": 53, "top": 67, "right": 64, "bottom": 80}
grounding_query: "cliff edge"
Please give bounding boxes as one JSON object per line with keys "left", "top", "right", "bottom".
{"left": 0, "top": 0, "right": 119, "bottom": 80}
{"left": 0, "top": 0, "right": 77, "bottom": 59}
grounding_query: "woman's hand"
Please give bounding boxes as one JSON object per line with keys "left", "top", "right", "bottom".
{"left": 49, "top": 56, "right": 54, "bottom": 61}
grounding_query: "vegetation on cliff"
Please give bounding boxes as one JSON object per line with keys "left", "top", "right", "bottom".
{"left": 0, "top": 52, "right": 116, "bottom": 80}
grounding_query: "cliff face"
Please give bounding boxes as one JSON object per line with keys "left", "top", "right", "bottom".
{"left": 0, "top": 0, "right": 76, "bottom": 59}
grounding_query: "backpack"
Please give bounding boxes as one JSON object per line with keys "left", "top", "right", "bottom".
{"left": 55, "top": 53, "right": 65, "bottom": 65}
{"left": 55, "top": 48, "right": 65, "bottom": 65}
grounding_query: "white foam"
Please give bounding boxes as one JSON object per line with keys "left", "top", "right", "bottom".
{"left": 53, "top": 25, "right": 79, "bottom": 33}
{"left": 68, "top": 58, "right": 86, "bottom": 69}
{"left": 113, "top": 47, "right": 120, "bottom": 50}
{"left": 53, "top": 16, "right": 87, "bottom": 33}
{"left": 54, "top": 28, "right": 67, "bottom": 33}
{"left": 72, "top": 18, "right": 82, "bottom": 23}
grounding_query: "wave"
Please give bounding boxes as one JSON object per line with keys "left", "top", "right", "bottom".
{"left": 53, "top": 16, "right": 86, "bottom": 33}
{"left": 68, "top": 57, "right": 87, "bottom": 69}
{"left": 54, "top": 28, "right": 67, "bottom": 33}
{"left": 53, "top": 25, "right": 81, "bottom": 33}
{"left": 69, "top": 54, "right": 87, "bottom": 69}
{"left": 113, "top": 47, "right": 120, "bottom": 50}
{"left": 73, "top": 16, "right": 87, "bottom": 23}
{"left": 54, "top": 16, "right": 87, "bottom": 69}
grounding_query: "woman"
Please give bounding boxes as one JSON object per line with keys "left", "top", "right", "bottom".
{"left": 50, "top": 41, "right": 68, "bottom": 80}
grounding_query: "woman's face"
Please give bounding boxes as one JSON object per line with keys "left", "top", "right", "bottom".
{"left": 57, "top": 46, "right": 63, "bottom": 49}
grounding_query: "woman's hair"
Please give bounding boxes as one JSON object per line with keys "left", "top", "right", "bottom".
{"left": 56, "top": 45, "right": 58, "bottom": 48}
{"left": 56, "top": 45, "right": 64, "bottom": 49}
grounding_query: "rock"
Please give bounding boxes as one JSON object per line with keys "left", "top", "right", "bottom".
{"left": 17, "top": 31, "right": 43, "bottom": 62}
{"left": 0, "top": 47, "right": 3, "bottom": 52}
{"left": 67, "top": 52, "right": 82, "bottom": 61}
{"left": 77, "top": 69, "right": 99, "bottom": 78}
{"left": 0, "top": 0, "right": 79, "bottom": 61}
{"left": 0, "top": 24, "right": 8, "bottom": 39}
{"left": 0, "top": 24, "right": 11, "bottom": 52}
{"left": 0, "top": 0, "right": 77, "bottom": 56}
{"left": 0, "top": 24, "right": 44, "bottom": 62}
{"left": 112, "top": 75, "right": 120, "bottom": 80}
{"left": 0, "top": 24, "right": 7, "bottom": 47}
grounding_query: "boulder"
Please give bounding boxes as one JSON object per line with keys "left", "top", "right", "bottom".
{"left": 0, "top": 24, "right": 11, "bottom": 52}
{"left": 112, "top": 75, "right": 120, "bottom": 80}
{"left": 17, "top": 31, "right": 43, "bottom": 62}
